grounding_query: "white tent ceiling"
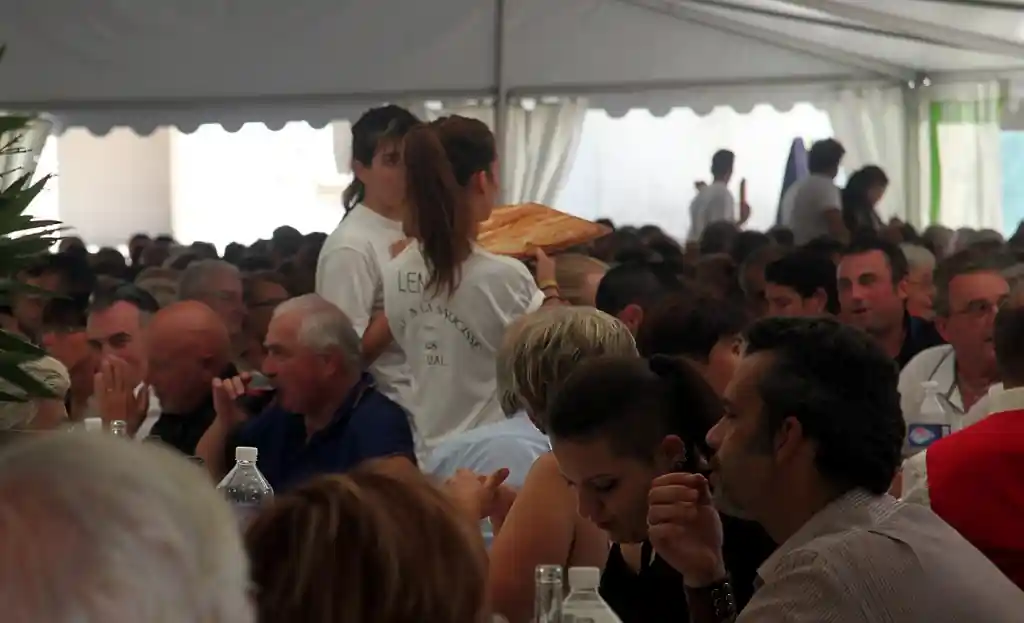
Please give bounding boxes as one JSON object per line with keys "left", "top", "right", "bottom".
{"left": 1, "top": 0, "right": 1024, "bottom": 134}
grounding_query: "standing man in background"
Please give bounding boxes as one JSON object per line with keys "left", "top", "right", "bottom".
{"left": 687, "top": 150, "right": 749, "bottom": 243}
{"left": 780, "top": 138, "right": 849, "bottom": 244}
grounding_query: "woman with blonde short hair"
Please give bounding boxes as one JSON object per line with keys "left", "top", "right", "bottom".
{"left": 246, "top": 467, "right": 488, "bottom": 623}
{"left": 489, "top": 306, "right": 637, "bottom": 623}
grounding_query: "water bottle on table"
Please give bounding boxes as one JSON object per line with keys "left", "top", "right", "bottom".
{"left": 562, "top": 566, "right": 622, "bottom": 623}
{"left": 534, "top": 564, "right": 564, "bottom": 623}
{"left": 217, "top": 446, "right": 273, "bottom": 526}
{"left": 905, "top": 380, "right": 953, "bottom": 457}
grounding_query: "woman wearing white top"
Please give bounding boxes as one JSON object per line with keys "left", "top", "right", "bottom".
{"left": 315, "top": 105, "right": 420, "bottom": 409}
{"left": 384, "top": 115, "right": 560, "bottom": 452}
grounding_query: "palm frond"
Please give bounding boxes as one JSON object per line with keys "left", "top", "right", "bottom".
{"left": 0, "top": 51, "right": 65, "bottom": 400}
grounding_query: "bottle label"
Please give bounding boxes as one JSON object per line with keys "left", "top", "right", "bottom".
{"left": 907, "top": 423, "right": 951, "bottom": 448}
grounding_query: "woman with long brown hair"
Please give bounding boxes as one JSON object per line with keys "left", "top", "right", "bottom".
{"left": 383, "top": 115, "right": 559, "bottom": 454}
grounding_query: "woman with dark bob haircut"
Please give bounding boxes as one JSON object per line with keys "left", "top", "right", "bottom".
{"left": 546, "top": 355, "right": 775, "bottom": 623}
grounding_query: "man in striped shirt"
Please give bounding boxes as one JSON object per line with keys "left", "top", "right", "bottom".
{"left": 647, "top": 317, "right": 1024, "bottom": 622}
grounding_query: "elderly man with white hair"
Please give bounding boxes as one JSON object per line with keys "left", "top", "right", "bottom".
{"left": 196, "top": 294, "right": 415, "bottom": 491}
{"left": 0, "top": 433, "right": 253, "bottom": 623}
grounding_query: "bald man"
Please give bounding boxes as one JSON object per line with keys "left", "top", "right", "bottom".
{"left": 146, "top": 301, "right": 235, "bottom": 454}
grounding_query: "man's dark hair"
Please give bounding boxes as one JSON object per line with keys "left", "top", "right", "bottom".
{"left": 933, "top": 247, "right": 1012, "bottom": 317}
{"left": 730, "top": 231, "right": 772, "bottom": 266}
{"left": 41, "top": 296, "right": 89, "bottom": 332}
{"left": 88, "top": 282, "right": 160, "bottom": 316}
{"left": 802, "top": 236, "right": 845, "bottom": 258}
{"left": 768, "top": 226, "right": 795, "bottom": 247}
{"left": 765, "top": 251, "right": 841, "bottom": 315}
{"left": 841, "top": 236, "right": 908, "bottom": 284}
{"left": 637, "top": 292, "right": 748, "bottom": 361}
{"left": 711, "top": 150, "right": 735, "bottom": 180}
{"left": 807, "top": 138, "right": 845, "bottom": 175}
{"left": 994, "top": 303, "right": 1024, "bottom": 386}
{"left": 699, "top": 221, "right": 739, "bottom": 256}
{"left": 744, "top": 316, "right": 904, "bottom": 495}
{"left": 595, "top": 261, "right": 688, "bottom": 317}
{"left": 22, "top": 252, "right": 97, "bottom": 299}
{"left": 547, "top": 355, "right": 720, "bottom": 471}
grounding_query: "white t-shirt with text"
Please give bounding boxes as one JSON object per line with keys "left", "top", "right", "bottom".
{"left": 315, "top": 204, "right": 413, "bottom": 409}
{"left": 383, "top": 244, "right": 543, "bottom": 451}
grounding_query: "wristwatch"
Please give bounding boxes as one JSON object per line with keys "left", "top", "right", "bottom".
{"left": 684, "top": 575, "right": 737, "bottom": 623}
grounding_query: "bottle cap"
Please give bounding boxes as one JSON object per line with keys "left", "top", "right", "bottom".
{"left": 83, "top": 417, "right": 103, "bottom": 432}
{"left": 568, "top": 566, "right": 600, "bottom": 590}
{"left": 236, "top": 446, "right": 258, "bottom": 462}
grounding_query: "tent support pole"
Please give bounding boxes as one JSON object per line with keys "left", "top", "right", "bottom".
{"left": 493, "top": 0, "right": 510, "bottom": 203}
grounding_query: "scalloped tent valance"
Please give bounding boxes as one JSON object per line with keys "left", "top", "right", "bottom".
{"left": 2, "top": 0, "right": 1024, "bottom": 135}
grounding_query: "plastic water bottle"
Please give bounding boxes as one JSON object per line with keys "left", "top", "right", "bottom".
{"left": 216, "top": 446, "right": 273, "bottom": 527}
{"left": 534, "top": 564, "right": 564, "bottom": 623}
{"left": 562, "top": 567, "right": 621, "bottom": 623}
{"left": 905, "top": 380, "right": 953, "bottom": 456}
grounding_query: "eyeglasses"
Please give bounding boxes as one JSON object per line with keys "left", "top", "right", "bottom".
{"left": 954, "top": 295, "right": 1010, "bottom": 319}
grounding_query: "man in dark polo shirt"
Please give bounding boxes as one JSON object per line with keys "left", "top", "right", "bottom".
{"left": 195, "top": 294, "right": 414, "bottom": 491}
{"left": 837, "top": 237, "right": 945, "bottom": 369}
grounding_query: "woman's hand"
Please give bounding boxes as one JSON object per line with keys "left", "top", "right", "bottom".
{"left": 532, "top": 246, "right": 556, "bottom": 286}
{"left": 445, "top": 467, "right": 511, "bottom": 521}
{"left": 390, "top": 238, "right": 413, "bottom": 259}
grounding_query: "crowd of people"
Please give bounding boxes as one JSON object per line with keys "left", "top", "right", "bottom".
{"left": 1, "top": 104, "right": 1024, "bottom": 622}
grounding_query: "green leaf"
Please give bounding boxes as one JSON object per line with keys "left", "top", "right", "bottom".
{"left": 0, "top": 361, "right": 57, "bottom": 399}
{"left": 0, "top": 49, "right": 66, "bottom": 402}
{"left": 0, "top": 330, "right": 45, "bottom": 357}
{"left": 0, "top": 392, "right": 28, "bottom": 403}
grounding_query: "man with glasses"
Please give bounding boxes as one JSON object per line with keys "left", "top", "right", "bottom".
{"left": 86, "top": 284, "right": 162, "bottom": 438}
{"left": 898, "top": 248, "right": 1011, "bottom": 446}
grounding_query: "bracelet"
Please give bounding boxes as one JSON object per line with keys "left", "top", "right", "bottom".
{"left": 537, "top": 279, "right": 559, "bottom": 291}
{"left": 543, "top": 292, "right": 565, "bottom": 304}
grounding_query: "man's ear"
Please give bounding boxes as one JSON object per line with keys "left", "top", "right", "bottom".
{"left": 618, "top": 304, "right": 644, "bottom": 335}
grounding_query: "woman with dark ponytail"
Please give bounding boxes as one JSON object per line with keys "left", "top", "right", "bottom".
{"left": 545, "top": 355, "right": 775, "bottom": 623}
{"left": 383, "top": 115, "right": 560, "bottom": 455}
{"left": 316, "top": 105, "right": 420, "bottom": 410}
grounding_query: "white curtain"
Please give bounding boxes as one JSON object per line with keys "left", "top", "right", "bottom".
{"left": 171, "top": 122, "right": 343, "bottom": 250}
{"left": 555, "top": 105, "right": 835, "bottom": 240}
{"left": 917, "top": 81, "right": 1003, "bottom": 231}
{"left": 821, "top": 87, "right": 906, "bottom": 222}
{"left": 421, "top": 99, "right": 588, "bottom": 205}
{"left": 503, "top": 100, "right": 588, "bottom": 205}
{"left": 0, "top": 116, "right": 52, "bottom": 192}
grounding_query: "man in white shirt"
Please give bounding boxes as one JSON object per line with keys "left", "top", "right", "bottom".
{"left": 688, "top": 150, "right": 745, "bottom": 243}
{"left": 86, "top": 284, "right": 162, "bottom": 439}
{"left": 900, "top": 303, "right": 1024, "bottom": 589}
{"left": 780, "top": 138, "right": 848, "bottom": 245}
{"left": 898, "top": 249, "right": 1008, "bottom": 452}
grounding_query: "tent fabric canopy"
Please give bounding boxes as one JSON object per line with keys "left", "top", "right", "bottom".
{"left": 2, "top": 0, "right": 1024, "bottom": 134}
